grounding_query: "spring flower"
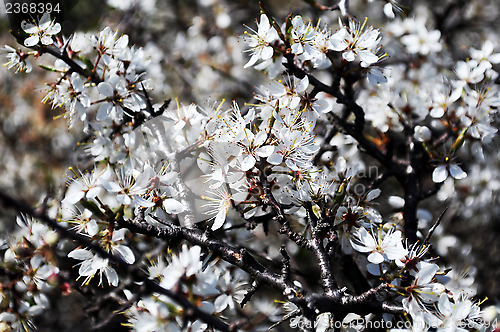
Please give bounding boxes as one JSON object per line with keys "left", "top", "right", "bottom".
{"left": 435, "top": 292, "right": 483, "bottom": 330}
{"left": 329, "top": 17, "right": 382, "bottom": 67}
{"left": 470, "top": 40, "right": 500, "bottom": 67}
{"left": 267, "top": 128, "right": 319, "bottom": 170}
{"left": 68, "top": 250, "right": 119, "bottom": 287}
{"left": 290, "top": 16, "right": 319, "bottom": 60}
{"left": 99, "top": 164, "right": 155, "bottom": 208}
{"left": 67, "top": 229, "right": 134, "bottom": 287}
{"left": 401, "top": 26, "right": 442, "bottom": 55}
{"left": 414, "top": 125, "right": 431, "bottom": 142}
{"left": 243, "top": 14, "right": 279, "bottom": 68}
{"left": 432, "top": 162, "right": 467, "bottom": 183}
{"left": 1, "top": 45, "right": 33, "bottom": 73}
{"left": 201, "top": 186, "right": 246, "bottom": 230}
{"left": 350, "top": 226, "right": 408, "bottom": 264}
{"left": 403, "top": 262, "right": 446, "bottom": 327}
{"left": 21, "top": 13, "right": 61, "bottom": 47}
{"left": 62, "top": 167, "right": 106, "bottom": 206}
{"left": 160, "top": 245, "right": 203, "bottom": 289}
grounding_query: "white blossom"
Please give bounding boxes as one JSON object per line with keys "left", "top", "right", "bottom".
{"left": 21, "top": 13, "right": 61, "bottom": 47}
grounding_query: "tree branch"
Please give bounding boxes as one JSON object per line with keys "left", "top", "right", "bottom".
{"left": 0, "top": 189, "right": 230, "bottom": 332}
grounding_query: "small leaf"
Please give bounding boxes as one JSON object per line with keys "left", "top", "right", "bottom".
{"left": 450, "top": 127, "right": 469, "bottom": 155}
{"left": 333, "top": 176, "right": 351, "bottom": 206}
{"left": 38, "top": 64, "right": 59, "bottom": 72}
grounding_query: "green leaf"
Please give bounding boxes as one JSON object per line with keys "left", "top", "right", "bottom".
{"left": 38, "top": 64, "right": 59, "bottom": 72}
{"left": 333, "top": 176, "right": 351, "bottom": 206}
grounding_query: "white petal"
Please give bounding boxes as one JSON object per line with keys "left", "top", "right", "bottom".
{"left": 313, "top": 99, "right": 331, "bottom": 113}
{"left": 111, "top": 228, "right": 126, "bottom": 242}
{"left": 212, "top": 209, "right": 226, "bottom": 230}
{"left": 416, "top": 262, "right": 439, "bottom": 285}
{"left": 291, "top": 16, "right": 303, "bottom": 29}
{"left": 343, "top": 50, "right": 356, "bottom": 62}
{"left": 41, "top": 36, "right": 54, "bottom": 45}
{"left": 296, "top": 76, "right": 309, "bottom": 93}
{"left": 366, "top": 189, "right": 381, "bottom": 202}
{"left": 449, "top": 164, "right": 467, "bottom": 180}
{"left": 71, "top": 75, "right": 85, "bottom": 92}
{"left": 367, "top": 251, "right": 384, "bottom": 264}
{"left": 113, "top": 245, "right": 135, "bottom": 264}
{"left": 214, "top": 295, "right": 229, "bottom": 313}
{"left": 255, "top": 145, "right": 274, "bottom": 157}
{"left": 22, "top": 21, "right": 38, "bottom": 34}
{"left": 432, "top": 166, "right": 448, "bottom": 183}
{"left": 388, "top": 196, "right": 405, "bottom": 208}
{"left": 329, "top": 29, "right": 348, "bottom": 51}
{"left": 350, "top": 232, "right": 375, "bottom": 253}
{"left": 240, "top": 154, "right": 256, "bottom": 171}
{"left": 359, "top": 50, "right": 379, "bottom": 67}
{"left": 429, "top": 107, "right": 445, "bottom": 118}
{"left": 62, "top": 191, "right": 85, "bottom": 205}
{"left": 438, "top": 293, "right": 453, "bottom": 316}
{"left": 101, "top": 180, "right": 122, "bottom": 192}
{"left": 78, "top": 260, "right": 95, "bottom": 276}
{"left": 383, "top": 3, "right": 395, "bottom": 18}
{"left": 258, "top": 14, "right": 270, "bottom": 32}
{"left": 91, "top": 257, "right": 108, "bottom": 270}
{"left": 98, "top": 82, "right": 114, "bottom": 97}
{"left": 268, "top": 81, "right": 286, "bottom": 96}
{"left": 105, "top": 267, "right": 119, "bottom": 286}
{"left": 68, "top": 249, "right": 93, "bottom": 260}
{"left": 115, "top": 35, "right": 129, "bottom": 50}
{"left": 244, "top": 53, "right": 259, "bottom": 68}
{"left": 133, "top": 196, "right": 155, "bottom": 208}
{"left": 39, "top": 13, "right": 51, "bottom": 29}
{"left": 267, "top": 151, "right": 283, "bottom": 165}
{"left": 385, "top": 244, "right": 408, "bottom": 261}
{"left": 116, "top": 194, "right": 132, "bottom": 206}
{"left": 261, "top": 46, "right": 274, "bottom": 60}
{"left": 46, "top": 23, "right": 61, "bottom": 35}
{"left": 97, "top": 103, "right": 111, "bottom": 121}
{"left": 163, "top": 198, "right": 186, "bottom": 214}
{"left": 86, "top": 220, "right": 98, "bottom": 236}
{"left": 488, "top": 53, "right": 500, "bottom": 64}
{"left": 291, "top": 43, "right": 303, "bottom": 55}
{"left": 24, "top": 35, "right": 40, "bottom": 47}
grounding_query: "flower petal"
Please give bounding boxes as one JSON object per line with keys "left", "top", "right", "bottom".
{"left": 449, "top": 164, "right": 467, "bottom": 180}
{"left": 163, "top": 198, "right": 186, "bottom": 214}
{"left": 432, "top": 166, "right": 448, "bottom": 183}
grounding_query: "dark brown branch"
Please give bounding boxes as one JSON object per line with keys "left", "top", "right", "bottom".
{"left": 280, "top": 245, "right": 291, "bottom": 281}
{"left": 42, "top": 45, "right": 101, "bottom": 84}
{"left": 118, "top": 215, "right": 304, "bottom": 298}
{"left": 240, "top": 282, "right": 261, "bottom": 308}
{"left": 329, "top": 113, "right": 404, "bottom": 177}
{"left": 117, "top": 214, "right": 406, "bottom": 319}
{"left": 423, "top": 208, "right": 448, "bottom": 245}
{"left": 258, "top": 158, "right": 312, "bottom": 250}
{"left": 305, "top": 202, "right": 339, "bottom": 297}
{"left": 403, "top": 138, "right": 420, "bottom": 244}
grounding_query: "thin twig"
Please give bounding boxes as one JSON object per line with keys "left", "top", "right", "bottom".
{"left": 423, "top": 208, "right": 448, "bottom": 245}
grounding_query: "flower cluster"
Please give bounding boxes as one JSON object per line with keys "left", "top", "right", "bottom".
{"left": 243, "top": 14, "right": 386, "bottom": 81}
{"left": 1, "top": 2, "right": 499, "bottom": 332}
